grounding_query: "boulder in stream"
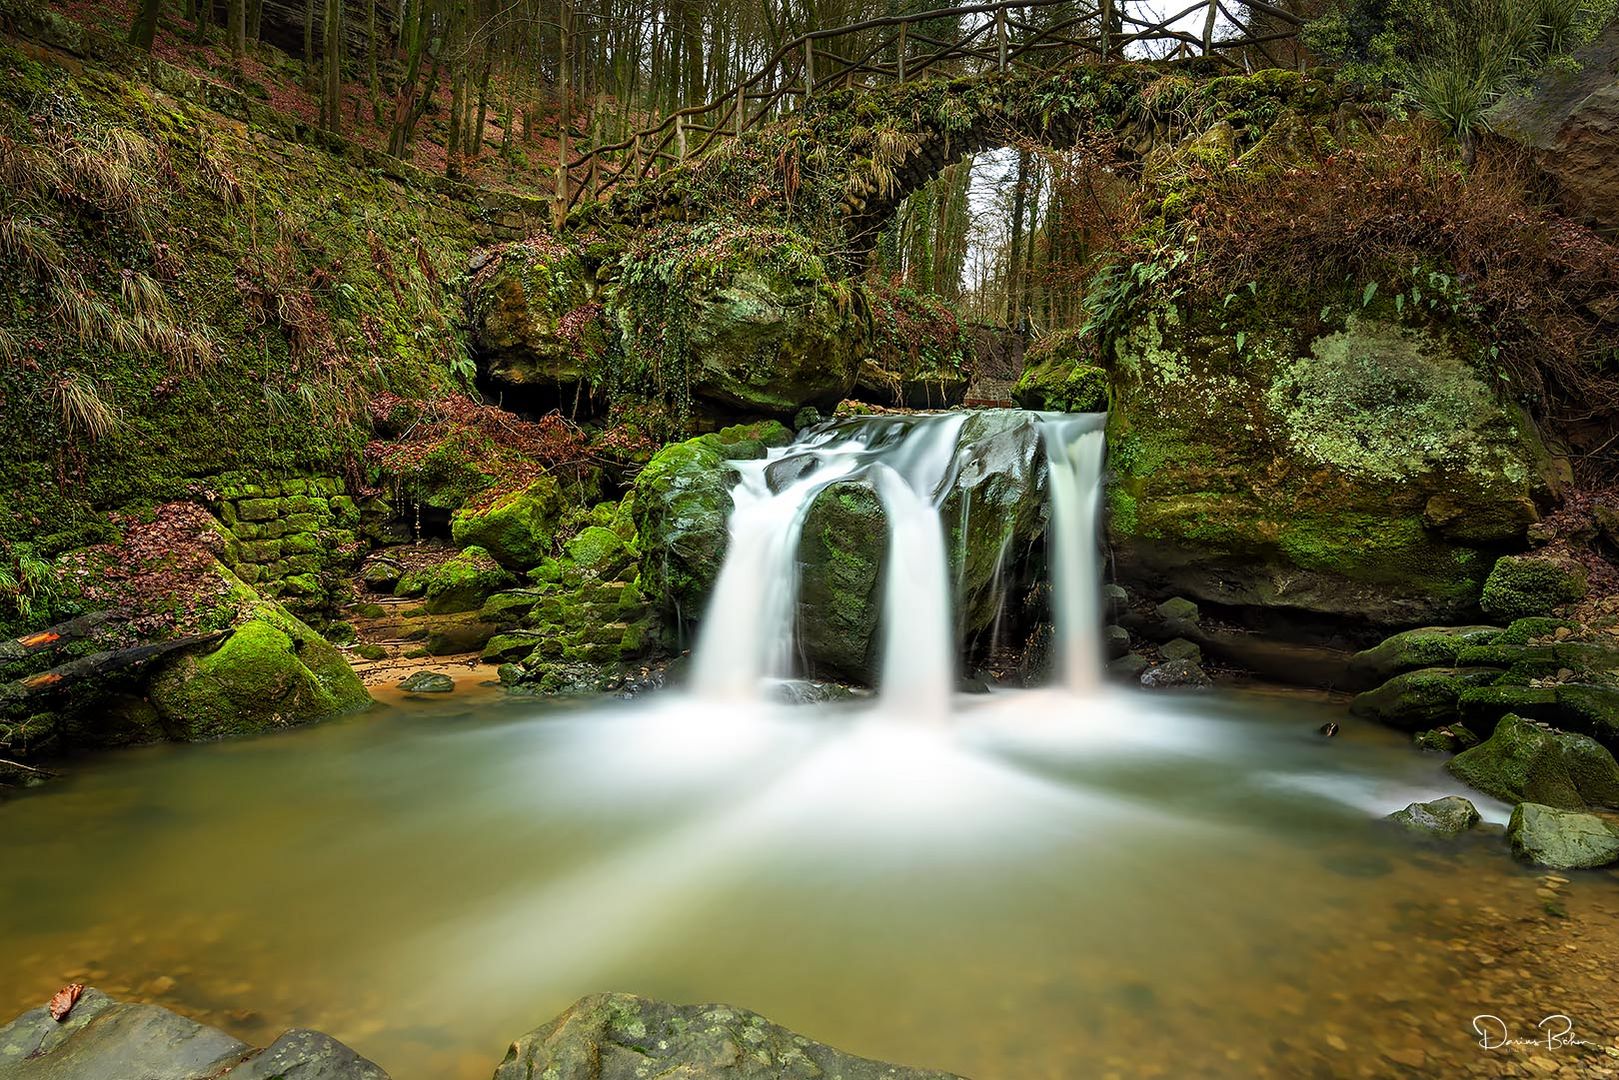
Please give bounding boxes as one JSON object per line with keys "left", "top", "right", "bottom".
{"left": 1387, "top": 796, "right": 1481, "bottom": 839}
{"left": 492, "top": 993, "right": 966, "bottom": 1080}
{"left": 1507, "top": 802, "right": 1619, "bottom": 870}
{"left": 0, "top": 988, "right": 387, "bottom": 1079}
{"left": 1447, "top": 714, "right": 1619, "bottom": 811}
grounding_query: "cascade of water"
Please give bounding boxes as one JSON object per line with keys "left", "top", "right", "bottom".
{"left": 689, "top": 414, "right": 966, "bottom": 705}
{"left": 1039, "top": 414, "right": 1109, "bottom": 693}
{"left": 871, "top": 463, "right": 955, "bottom": 721}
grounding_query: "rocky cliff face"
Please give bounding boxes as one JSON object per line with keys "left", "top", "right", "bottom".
{"left": 1106, "top": 299, "right": 1563, "bottom": 627}
{"left": 1491, "top": 16, "right": 1619, "bottom": 235}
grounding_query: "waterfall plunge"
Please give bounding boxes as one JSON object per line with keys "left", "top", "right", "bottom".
{"left": 689, "top": 411, "right": 1106, "bottom": 709}
{"left": 1039, "top": 414, "right": 1109, "bottom": 692}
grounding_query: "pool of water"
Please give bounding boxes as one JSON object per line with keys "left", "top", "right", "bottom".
{"left": 3, "top": 684, "right": 1616, "bottom": 1078}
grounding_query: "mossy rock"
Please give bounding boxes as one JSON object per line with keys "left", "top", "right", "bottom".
{"left": 796, "top": 479, "right": 886, "bottom": 684}
{"left": 609, "top": 225, "right": 864, "bottom": 417}
{"left": 492, "top": 993, "right": 966, "bottom": 1080}
{"left": 423, "top": 547, "right": 519, "bottom": 615}
{"left": 147, "top": 595, "right": 370, "bottom": 741}
{"left": 1013, "top": 328, "right": 1108, "bottom": 412}
{"left": 1507, "top": 803, "right": 1619, "bottom": 869}
{"left": 1346, "top": 625, "right": 1502, "bottom": 690}
{"left": 1108, "top": 302, "right": 1560, "bottom": 625}
{"left": 450, "top": 477, "right": 564, "bottom": 571}
{"left": 469, "top": 239, "right": 604, "bottom": 394}
{"left": 631, "top": 437, "right": 737, "bottom": 623}
{"left": 564, "top": 525, "right": 628, "bottom": 574}
{"left": 1480, "top": 555, "right": 1588, "bottom": 621}
{"left": 1446, "top": 714, "right": 1619, "bottom": 810}
{"left": 1387, "top": 795, "right": 1480, "bottom": 839}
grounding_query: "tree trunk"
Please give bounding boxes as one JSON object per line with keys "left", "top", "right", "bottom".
{"left": 1006, "top": 149, "right": 1030, "bottom": 327}
{"left": 446, "top": 61, "right": 468, "bottom": 178}
{"left": 129, "top": 0, "right": 163, "bottom": 50}
{"left": 321, "top": 0, "right": 343, "bottom": 134}
{"left": 227, "top": 0, "right": 245, "bottom": 59}
{"left": 470, "top": 60, "right": 492, "bottom": 158}
{"left": 191, "top": 0, "right": 210, "bottom": 43}
{"left": 247, "top": 0, "right": 262, "bottom": 42}
{"left": 368, "top": 0, "right": 382, "bottom": 122}
{"left": 303, "top": 0, "right": 317, "bottom": 88}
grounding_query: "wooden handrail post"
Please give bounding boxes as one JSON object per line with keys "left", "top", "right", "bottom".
{"left": 1201, "top": 0, "right": 1217, "bottom": 54}
{"left": 804, "top": 38, "right": 815, "bottom": 100}
{"left": 996, "top": 7, "right": 1007, "bottom": 70}
{"left": 897, "top": 21, "right": 907, "bottom": 81}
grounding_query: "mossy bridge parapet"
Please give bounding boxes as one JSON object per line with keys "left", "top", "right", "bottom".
{"left": 555, "top": 0, "right": 1307, "bottom": 222}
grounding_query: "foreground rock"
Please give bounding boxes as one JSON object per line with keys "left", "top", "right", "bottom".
{"left": 492, "top": 993, "right": 965, "bottom": 1080}
{"left": 0, "top": 988, "right": 386, "bottom": 1079}
{"left": 1446, "top": 715, "right": 1619, "bottom": 811}
{"left": 1388, "top": 796, "right": 1481, "bottom": 839}
{"left": 1507, "top": 803, "right": 1619, "bottom": 869}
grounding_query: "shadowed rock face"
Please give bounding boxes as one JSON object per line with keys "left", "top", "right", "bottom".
{"left": 1491, "top": 17, "right": 1619, "bottom": 235}
{"left": 492, "top": 993, "right": 968, "bottom": 1080}
{"left": 0, "top": 989, "right": 387, "bottom": 1080}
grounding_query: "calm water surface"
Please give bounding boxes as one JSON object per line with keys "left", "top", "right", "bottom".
{"left": 4, "top": 684, "right": 1617, "bottom": 1079}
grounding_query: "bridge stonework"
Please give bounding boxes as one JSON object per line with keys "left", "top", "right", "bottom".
{"left": 572, "top": 61, "right": 1351, "bottom": 262}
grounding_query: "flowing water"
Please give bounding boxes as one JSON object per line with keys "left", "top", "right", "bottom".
{"left": 4, "top": 413, "right": 1619, "bottom": 1078}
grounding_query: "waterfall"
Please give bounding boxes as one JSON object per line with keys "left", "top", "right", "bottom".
{"left": 871, "top": 463, "right": 954, "bottom": 721}
{"left": 689, "top": 414, "right": 963, "bottom": 705}
{"left": 1039, "top": 414, "right": 1109, "bottom": 692}
{"left": 688, "top": 409, "right": 1107, "bottom": 707}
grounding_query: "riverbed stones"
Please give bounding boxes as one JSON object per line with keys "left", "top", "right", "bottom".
{"left": 1446, "top": 715, "right": 1619, "bottom": 811}
{"left": 491, "top": 993, "right": 966, "bottom": 1080}
{"left": 0, "top": 989, "right": 389, "bottom": 1079}
{"left": 1387, "top": 796, "right": 1481, "bottom": 839}
{"left": 1507, "top": 803, "right": 1619, "bottom": 869}
{"left": 1139, "top": 658, "right": 1211, "bottom": 689}
{"left": 398, "top": 671, "right": 454, "bottom": 694}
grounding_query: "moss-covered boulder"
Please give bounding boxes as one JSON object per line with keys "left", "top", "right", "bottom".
{"left": 1350, "top": 667, "right": 1501, "bottom": 729}
{"left": 492, "top": 993, "right": 965, "bottom": 1080}
{"left": 1507, "top": 803, "right": 1619, "bottom": 869}
{"left": 1480, "top": 555, "right": 1589, "bottom": 621}
{"left": 1108, "top": 303, "right": 1561, "bottom": 624}
{"left": 610, "top": 224, "right": 863, "bottom": 417}
{"left": 1013, "top": 328, "right": 1108, "bottom": 412}
{"left": 147, "top": 595, "right": 370, "bottom": 742}
{"left": 469, "top": 238, "right": 605, "bottom": 395}
{"left": 939, "top": 410, "right": 1052, "bottom": 643}
{"left": 1446, "top": 714, "right": 1619, "bottom": 810}
{"left": 797, "top": 479, "right": 887, "bottom": 683}
{"left": 450, "top": 478, "right": 564, "bottom": 571}
{"left": 631, "top": 423, "right": 790, "bottom": 623}
{"left": 419, "top": 547, "right": 518, "bottom": 615}
{"left": 1346, "top": 625, "right": 1502, "bottom": 689}
{"left": 1387, "top": 795, "right": 1480, "bottom": 838}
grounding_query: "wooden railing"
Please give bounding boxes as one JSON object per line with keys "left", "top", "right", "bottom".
{"left": 552, "top": 0, "right": 1304, "bottom": 223}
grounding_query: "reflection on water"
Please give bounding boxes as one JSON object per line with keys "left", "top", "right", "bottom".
{"left": 3, "top": 685, "right": 1617, "bottom": 1079}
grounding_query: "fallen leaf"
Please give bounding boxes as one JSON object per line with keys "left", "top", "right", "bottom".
{"left": 49, "top": 983, "right": 83, "bottom": 1022}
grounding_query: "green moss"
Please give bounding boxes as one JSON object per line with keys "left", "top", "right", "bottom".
{"left": 450, "top": 477, "right": 564, "bottom": 571}
{"left": 1448, "top": 714, "right": 1619, "bottom": 810}
{"left": 146, "top": 579, "right": 370, "bottom": 741}
{"left": 423, "top": 546, "right": 518, "bottom": 615}
{"left": 1480, "top": 555, "right": 1588, "bottom": 621}
{"left": 1013, "top": 327, "right": 1108, "bottom": 413}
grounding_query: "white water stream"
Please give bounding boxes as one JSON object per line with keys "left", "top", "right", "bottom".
{"left": 690, "top": 410, "right": 1107, "bottom": 707}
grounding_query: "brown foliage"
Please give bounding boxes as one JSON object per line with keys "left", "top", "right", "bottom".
{"left": 1170, "top": 131, "right": 1619, "bottom": 449}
